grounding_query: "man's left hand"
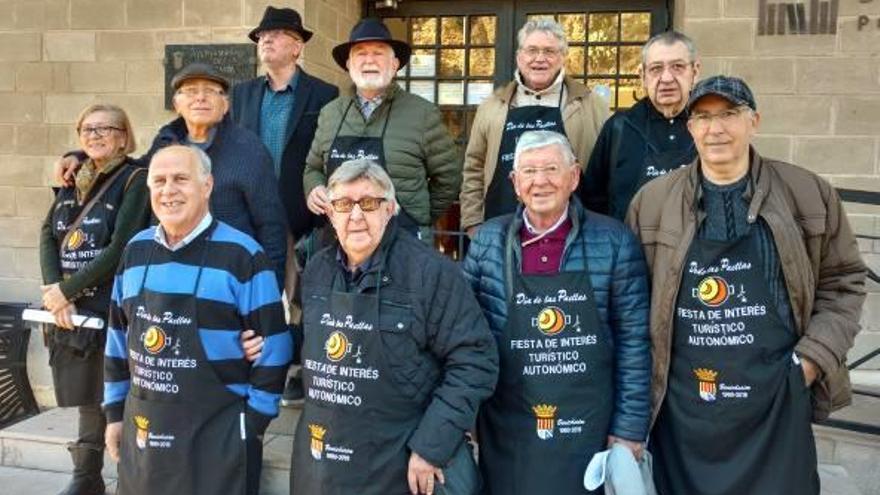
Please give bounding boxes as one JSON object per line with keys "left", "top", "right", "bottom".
{"left": 41, "top": 283, "right": 69, "bottom": 313}
{"left": 407, "top": 451, "right": 445, "bottom": 495}
{"left": 607, "top": 435, "right": 644, "bottom": 462}
{"left": 240, "top": 329, "right": 264, "bottom": 363}
{"left": 800, "top": 355, "right": 820, "bottom": 387}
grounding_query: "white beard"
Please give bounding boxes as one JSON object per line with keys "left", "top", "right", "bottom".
{"left": 351, "top": 70, "right": 393, "bottom": 92}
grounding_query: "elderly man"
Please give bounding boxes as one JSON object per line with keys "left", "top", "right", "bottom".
{"left": 56, "top": 63, "right": 288, "bottom": 287}
{"left": 580, "top": 31, "right": 700, "bottom": 220}
{"left": 463, "top": 130, "right": 651, "bottom": 494}
{"left": 627, "top": 76, "right": 867, "bottom": 494}
{"left": 232, "top": 5, "right": 339, "bottom": 406}
{"left": 460, "top": 19, "right": 608, "bottom": 236}
{"left": 304, "top": 18, "right": 461, "bottom": 240}
{"left": 292, "top": 159, "right": 497, "bottom": 495}
{"left": 103, "top": 145, "right": 292, "bottom": 494}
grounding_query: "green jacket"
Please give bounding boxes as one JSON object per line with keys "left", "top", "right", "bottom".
{"left": 304, "top": 84, "right": 461, "bottom": 225}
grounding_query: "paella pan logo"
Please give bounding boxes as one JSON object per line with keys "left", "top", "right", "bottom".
{"left": 694, "top": 276, "right": 731, "bottom": 307}
{"left": 134, "top": 415, "right": 150, "bottom": 450}
{"left": 532, "top": 404, "right": 557, "bottom": 440}
{"left": 309, "top": 424, "right": 327, "bottom": 460}
{"left": 694, "top": 368, "right": 718, "bottom": 402}
{"left": 143, "top": 326, "right": 168, "bottom": 355}
{"left": 66, "top": 228, "right": 87, "bottom": 250}
{"left": 532, "top": 306, "right": 570, "bottom": 336}
{"left": 325, "top": 331, "right": 350, "bottom": 362}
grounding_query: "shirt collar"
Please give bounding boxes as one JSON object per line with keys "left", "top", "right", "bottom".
{"left": 515, "top": 69, "right": 565, "bottom": 97}
{"left": 154, "top": 213, "right": 213, "bottom": 251}
{"left": 185, "top": 126, "right": 217, "bottom": 150}
{"left": 522, "top": 206, "right": 569, "bottom": 235}
{"left": 265, "top": 69, "right": 299, "bottom": 93}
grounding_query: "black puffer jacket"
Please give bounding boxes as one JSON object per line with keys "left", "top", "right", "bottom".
{"left": 301, "top": 219, "right": 499, "bottom": 466}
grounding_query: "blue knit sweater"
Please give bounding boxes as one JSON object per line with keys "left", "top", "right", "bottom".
{"left": 103, "top": 221, "right": 292, "bottom": 432}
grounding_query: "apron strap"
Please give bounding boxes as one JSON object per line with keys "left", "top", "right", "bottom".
{"left": 331, "top": 99, "right": 355, "bottom": 142}
{"left": 59, "top": 164, "right": 131, "bottom": 260}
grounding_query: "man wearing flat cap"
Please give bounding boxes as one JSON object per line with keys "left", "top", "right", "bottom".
{"left": 54, "top": 63, "right": 288, "bottom": 289}
{"left": 232, "top": 5, "right": 339, "bottom": 407}
{"left": 626, "top": 75, "right": 867, "bottom": 494}
{"left": 304, "top": 18, "right": 461, "bottom": 242}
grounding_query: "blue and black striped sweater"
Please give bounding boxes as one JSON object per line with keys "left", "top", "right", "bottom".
{"left": 103, "top": 220, "right": 292, "bottom": 430}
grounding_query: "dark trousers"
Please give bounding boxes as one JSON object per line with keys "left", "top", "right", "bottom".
{"left": 77, "top": 404, "right": 106, "bottom": 447}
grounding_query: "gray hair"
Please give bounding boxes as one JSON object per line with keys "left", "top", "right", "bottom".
{"left": 641, "top": 31, "right": 697, "bottom": 66}
{"left": 513, "top": 130, "right": 577, "bottom": 169}
{"left": 517, "top": 19, "right": 568, "bottom": 55}
{"left": 327, "top": 159, "right": 399, "bottom": 215}
{"left": 150, "top": 144, "right": 212, "bottom": 182}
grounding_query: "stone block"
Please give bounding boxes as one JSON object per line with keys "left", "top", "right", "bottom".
{"left": 685, "top": 0, "right": 721, "bottom": 18}
{"left": 125, "top": 60, "right": 164, "bottom": 93}
{"left": 0, "top": 156, "right": 48, "bottom": 188}
{"left": 105, "top": 94, "right": 172, "bottom": 127}
{"left": 0, "top": 63, "right": 14, "bottom": 91}
{"left": 0, "top": 277, "right": 40, "bottom": 303}
{"left": 795, "top": 137, "right": 875, "bottom": 175}
{"left": 69, "top": 62, "right": 127, "bottom": 93}
{"left": 52, "top": 63, "right": 70, "bottom": 92}
{"left": 755, "top": 95, "right": 832, "bottom": 135}
{"left": 15, "top": 187, "right": 52, "bottom": 219}
{"left": 317, "top": 2, "right": 338, "bottom": 39}
{"left": 796, "top": 58, "right": 880, "bottom": 94}
{"left": 70, "top": 0, "right": 125, "bottom": 29}
{"left": 0, "top": 33, "right": 42, "bottom": 62}
{"left": 836, "top": 97, "right": 880, "bottom": 136}
{"left": 15, "top": 125, "right": 50, "bottom": 156}
{"left": 48, "top": 125, "right": 78, "bottom": 156}
{"left": 754, "top": 34, "right": 835, "bottom": 57}
{"left": 0, "top": 125, "right": 14, "bottom": 154}
{"left": 303, "top": 0, "right": 319, "bottom": 33}
{"left": 15, "top": 0, "right": 70, "bottom": 30}
{"left": 0, "top": 1, "right": 14, "bottom": 29}
{"left": 728, "top": 58, "right": 795, "bottom": 93}
{"left": 155, "top": 28, "right": 212, "bottom": 46}
{"left": 0, "top": 218, "right": 41, "bottom": 248}
{"left": 126, "top": 0, "right": 183, "bottom": 29}
{"left": 840, "top": 16, "right": 880, "bottom": 55}
{"left": 44, "top": 94, "right": 98, "bottom": 124}
{"left": 13, "top": 247, "right": 41, "bottom": 281}
{"left": 697, "top": 57, "right": 726, "bottom": 78}
{"left": 15, "top": 63, "right": 54, "bottom": 92}
{"left": 752, "top": 135, "right": 792, "bottom": 161}
{"left": 96, "top": 32, "right": 158, "bottom": 61}
{"left": 43, "top": 32, "right": 95, "bottom": 62}
{"left": 0, "top": 248, "right": 15, "bottom": 277}
{"left": 0, "top": 187, "right": 16, "bottom": 217}
{"left": 210, "top": 28, "right": 252, "bottom": 43}
{"left": 839, "top": 1, "right": 880, "bottom": 15}
{"left": 683, "top": 19, "right": 754, "bottom": 56}
{"left": 722, "top": 0, "right": 758, "bottom": 18}
{"left": 0, "top": 94, "right": 43, "bottom": 124}
{"left": 184, "top": 0, "right": 241, "bottom": 26}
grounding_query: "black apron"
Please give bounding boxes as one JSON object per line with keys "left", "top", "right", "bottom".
{"left": 49, "top": 164, "right": 137, "bottom": 406}
{"left": 651, "top": 227, "right": 818, "bottom": 495}
{"left": 326, "top": 99, "right": 420, "bottom": 235}
{"left": 292, "top": 271, "right": 433, "bottom": 495}
{"left": 484, "top": 90, "right": 567, "bottom": 220}
{"left": 118, "top": 227, "right": 247, "bottom": 495}
{"left": 479, "top": 243, "right": 613, "bottom": 495}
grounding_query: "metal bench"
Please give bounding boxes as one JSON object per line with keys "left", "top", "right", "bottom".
{"left": 0, "top": 302, "right": 39, "bottom": 428}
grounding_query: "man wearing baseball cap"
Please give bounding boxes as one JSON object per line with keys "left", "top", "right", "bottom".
{"left": 627, "top": 75, "right": 866, "bottom": 494}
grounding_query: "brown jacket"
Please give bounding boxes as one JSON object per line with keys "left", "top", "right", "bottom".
{"left": 626, "top": 147, "right": 867, "bottom": 423}
{"left": 459, "top": 77, "right": 608, "bottom": 229}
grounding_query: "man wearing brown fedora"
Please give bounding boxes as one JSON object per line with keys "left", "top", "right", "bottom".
{"left": 232, "top": 5, "right": 339, "bottom": 408}
{"left": 304, "top": 18, "right": 461, "bottom": 243}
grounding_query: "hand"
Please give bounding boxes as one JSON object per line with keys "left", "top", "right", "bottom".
{"left": 241, "top": 329, "right": 264, "bottom": 363}
{"left": 800, "top": 355, "right": 820, "bottom": 387}
{"left": 407, "top": 451, "right": 445, "bottom": 495}
{"left": 466, "top": 225, "right": 480, "bottom": 239}
{"left": 54, "top": 155, "right": 81, "bottom": 187}
{"left": 307, "top": 186, "right": 331, "bottom": 215}
{"left": 607, "top": 435, "right": 644, "bottom": 462}
{"left": 41, "top": 283, "right": 69, "bottom": 313}
{"left": 52, "top": 304, "right": 77, "bottom": 331}
{"left": 106, "top": 421, "right": 122, "bottom": 462}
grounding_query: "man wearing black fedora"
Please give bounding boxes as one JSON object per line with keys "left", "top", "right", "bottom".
{"left": 232, "top": 6, "right": 339, "bottom": 408}
{"left": 303, "top": 18, "right": 461, "bottom": 243}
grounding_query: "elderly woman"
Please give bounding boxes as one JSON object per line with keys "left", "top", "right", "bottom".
{"left": 39, "top": 103, "right": 150, "bottom": 495}
{"left": 290, "top": 159, "right": 498, "bottom": 495}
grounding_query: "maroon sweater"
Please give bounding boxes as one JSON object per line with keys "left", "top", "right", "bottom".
{"left": 519, "top": 217, "right": 572, "bottom": 275}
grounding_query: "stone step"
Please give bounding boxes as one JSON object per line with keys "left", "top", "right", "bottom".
{"left": 815, "top": 391, "right": 880, "bottom": 495}
{"left": 0, "top": 465, "right": 117, "bottom": 495}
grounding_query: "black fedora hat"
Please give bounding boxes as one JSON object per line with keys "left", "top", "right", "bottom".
{"left": 248, "top": 6, "right": 313, "bottom": 43}
{"left": 332, "top": 18, "right": 411, "bottom": 70}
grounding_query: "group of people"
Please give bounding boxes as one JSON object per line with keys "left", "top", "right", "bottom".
{"left": 37, "top": 5, "right": 867, "bottom": 495}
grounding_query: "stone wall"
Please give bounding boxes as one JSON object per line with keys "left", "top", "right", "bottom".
{"left": 0, "top": 0, "right": 360, "bottom": 306}
{"left": 680, "top": 0, "right": 880, "bottom": 367}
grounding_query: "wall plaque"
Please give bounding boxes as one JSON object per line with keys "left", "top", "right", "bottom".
{"left": 163, "top": 44, "right": 258, "bottom": 109}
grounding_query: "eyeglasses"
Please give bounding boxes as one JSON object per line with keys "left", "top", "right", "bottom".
{"left": 520, "top": 46, "right": 563, "bottom": 60}
{"left": 176, "top": 86, "right": 226, "bottom": 98}
{"left": 688, "top": 106, "right": 750, "bottom": 130}
{"left": 644, "top": 61, "right": 693, "bottom": 78}
{"left": 78, "top": 125, "right": 123, "bottom": 137}
{"left": 330, "top": 196, "right": 386, "bottom": 213}
{"left": 515, "top": 165, "right": 566, "bottom": 180}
